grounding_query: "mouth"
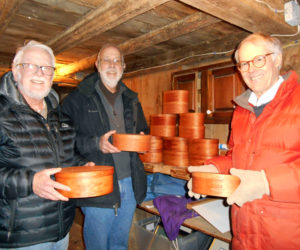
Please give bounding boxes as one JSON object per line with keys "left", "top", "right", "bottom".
{"left": 31, "top": 79, "right": 44, "bottom": 85}
{"left": 249, "top": 73, "right": 263, "bottom": 81}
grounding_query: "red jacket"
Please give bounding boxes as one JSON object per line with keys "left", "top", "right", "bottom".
{"left": 208, "top": 71, "right": 300, "bottom": 249}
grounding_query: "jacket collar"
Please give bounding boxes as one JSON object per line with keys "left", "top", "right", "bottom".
{"left": 234, "top": 71, "right": 299, "bottom": 113}
{"left": 0, "top": 71, "right": 59, "bottom": 109}
{"left": 78, "top": 72, "right": 137, "bottom": 100}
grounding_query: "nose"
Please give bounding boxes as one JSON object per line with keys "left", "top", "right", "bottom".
{"left": 248, "top": 61, "right": 255, "bottom": 72}
{"left": 35, "top": 66, "right": 44, "bottom": 76}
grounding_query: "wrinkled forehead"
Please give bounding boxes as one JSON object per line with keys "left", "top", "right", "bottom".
{"left": 100, "top": 46, "right": 122, "bottom": 59}
{"left": 22, "top": 47, "right": 53, "bottom": 64}
{"left": 238, "top": 40, "right": 269, "bottom": 61}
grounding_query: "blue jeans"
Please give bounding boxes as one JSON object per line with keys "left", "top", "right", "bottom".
{"left": 0, "top": 233, "right": 69, "bottom": 250}
{"left": 81, "top": 177, "right": 137, "bottom": 250}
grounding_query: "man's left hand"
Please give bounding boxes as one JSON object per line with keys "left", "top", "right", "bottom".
{"left": 227, "top": 168, "right": 270, "bottom": 207}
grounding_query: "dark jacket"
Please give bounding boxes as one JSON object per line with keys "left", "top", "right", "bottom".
{"left": 0, "top": 72, "right": 86, "bottom": 248}
{"left": 62, "top": 72, "right": 149, "bottom": 208}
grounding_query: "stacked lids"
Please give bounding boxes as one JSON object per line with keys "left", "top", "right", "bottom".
{"left": 150, "top": 114, "right": 177, "bottom": 137}
{"left": 179, "top": 113, "right": 205, "bottom": 139}
{"left": 163, "top": 137, "right": 188, "bottom": 167}
{"left": 163, "top": 90, "right": 189, "bottom": 114}
{"left": 139, "top": 136, "right": 163, "bottom": 163}
{"left": 188, "top": 138, "right": 219, "bottom": 166}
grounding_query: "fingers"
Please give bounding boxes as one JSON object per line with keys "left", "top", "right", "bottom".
{"left": 187, "top": 179, "right": 202, "bottom": 199}
{"left": 99, "top": 130, "right": 121, "bottom": 153}
{"left": 188, "top": 166, "right": 203, "bottom": 173}
{"left": 84, "top": 161, "right": 95, "bottom": 166}
{"left": 33, "top": 168, "right": 69, "bottom": 201}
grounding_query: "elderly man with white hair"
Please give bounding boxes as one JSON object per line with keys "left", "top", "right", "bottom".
{"left": 188, "top": 33, "right": 300, "bottom": 249}
{"left": 0, "top": 40, "right": 93, "bottom": 249}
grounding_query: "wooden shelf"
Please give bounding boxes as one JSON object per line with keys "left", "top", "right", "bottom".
{"left": 138, "top": 200, "right": 232, "bottom": 243}
{"left": 143, "top": 162, "right": 190, "bottom": 180}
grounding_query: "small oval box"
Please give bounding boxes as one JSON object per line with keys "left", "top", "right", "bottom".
{"left": 192, "top": 172, "right": 241, "bottom": 197}
{"left": 55, "top": 165, "right": 114, "bottom": 198}
{"left": 112, "top": 133, "right": 151, "bottom": 152}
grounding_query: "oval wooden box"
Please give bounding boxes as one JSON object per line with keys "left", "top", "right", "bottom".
{"left": 139, "top": 152, "right": 163, "bottom": 163}
{"left": 112, "top": 134, "right": 151, "bottom": 152}
{"left": 192, "top": 172, "right": 241, "bottom": 197}
{"left": 179, "top": 113, "right": 205, "bottom": 127}
{"left": 162, "top": 90, "right": 189, "bottom": 114}
{"left": 188, "top": 138, "right": 219, "bottom": 155}
{"left": 150, "top": 125, "right": 177, "bottom": 137}
{"left": 149, "top": 136, "right": 163, "bottom": 150}
{"left": 55, "top": 166, "right": 114, "bottom": 198}
{"left": 178, "top": 125, "right": 205, "bottom": 139}
{"left": 150, "top": 114, "right": 177, "bottom": 126}
{"left": 163, "top": 137, "right": 188, "bottom": 152}
{"left": 163, "top": 150, "right": 189, "bottom": 167}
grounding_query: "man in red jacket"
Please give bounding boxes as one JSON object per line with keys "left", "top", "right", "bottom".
{"left": 188, "top": 33, "right": 300, "bottom": 249}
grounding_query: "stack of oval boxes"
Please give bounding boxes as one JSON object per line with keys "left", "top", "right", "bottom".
{"left": 139, "top": 89, "right": 219, "bottom": 167}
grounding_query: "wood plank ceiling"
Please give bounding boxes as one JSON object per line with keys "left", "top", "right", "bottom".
{"left": 0, "top": 0, "right": 299, "bottom": 83}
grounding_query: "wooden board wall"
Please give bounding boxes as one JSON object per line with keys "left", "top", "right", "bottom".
{"left": 123, "top": 44, "right": 300, "bottom": 143}
{"left": 123, "top": 68, "right": 180, "bottom": 124}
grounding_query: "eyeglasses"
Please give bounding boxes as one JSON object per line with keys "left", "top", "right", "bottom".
{"left": 17, "top": 63, "right": 55, "bottom": 76}
{"left": 100, "top": 58, "right": 123, "bottom": 66}
{"left": 236, "top": 53, "right": 274, "bottom": 72}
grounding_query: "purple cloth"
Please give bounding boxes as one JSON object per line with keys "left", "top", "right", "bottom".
{"left": 153, "top": 195, "right": 199, "bottom": 241}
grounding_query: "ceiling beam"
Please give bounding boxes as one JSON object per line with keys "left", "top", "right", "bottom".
{"left": 178, "top": 0, "right": 296, "bottom": 34}
{"left": 124, "top": 31, "right": 248, "bottom": 74}
{"left": 0, "top": 0, "right": 24, "bottom": 36}
{"left": 48, "top": 0, "right": 170, "bottom": 54}
{"left": 55, "top": 12, "right": 220, "bottom": 76}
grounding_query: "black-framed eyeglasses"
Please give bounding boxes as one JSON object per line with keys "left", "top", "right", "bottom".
{"left": 236, "top": 53, "right": 274, "bottom": 72}
{"left": 17, "top": 63, "right": 56, "bottom": 76}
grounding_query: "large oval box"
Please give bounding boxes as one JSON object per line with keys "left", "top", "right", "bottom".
{"left": 192, "top": 172, "right": 240, "bottom": 197}
{"left": 55, "top": 165, "right": 114, "bottom": 198}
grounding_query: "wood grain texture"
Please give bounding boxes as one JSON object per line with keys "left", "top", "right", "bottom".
{"left": 192, "top": 172, "right": 240, "bottom": 197}
{"left": 55, "top": 165, "right": 114, "bottom": 198}
{"left": 112, "top": 133, "right": 151, "bottom": 152}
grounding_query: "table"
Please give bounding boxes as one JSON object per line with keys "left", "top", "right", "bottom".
{"left": 142, "top": 162, "right": 232, "bottom": 243}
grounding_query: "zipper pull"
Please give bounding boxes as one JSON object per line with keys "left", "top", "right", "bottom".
{"left": 114, "top": 203, "right": 118, "bottom": 216}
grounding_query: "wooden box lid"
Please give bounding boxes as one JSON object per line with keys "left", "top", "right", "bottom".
{"left": 55, "top": 165, "right": 114, "bottom": 198}
{"left": 192, "top": 172, "right": 240, "bottom": 197}
{"left": 112, "top": 133, "right": 151, "bottom": 152}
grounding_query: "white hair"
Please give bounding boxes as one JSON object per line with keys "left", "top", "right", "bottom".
{"left": 234, "top": 33, "right": 282, "bottom": 69}
{"left": 12, "top": 40, "right": 55, "bottom": 67}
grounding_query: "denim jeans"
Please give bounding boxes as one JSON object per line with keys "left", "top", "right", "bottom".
{"left": 81, "top": 176, "right": 137, "bottom": 250}
{"left": 0, "top": 233, "right": 69, "bottom": 250}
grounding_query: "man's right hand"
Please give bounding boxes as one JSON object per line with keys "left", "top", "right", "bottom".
{"left": 187, "top": 164, "right": 219, "bottom": 199}
{"left": 33, "top": 168, "right": 70, "bottom": 201}
{"left": 99, "top": 130, "right": 121, "bottom": 153}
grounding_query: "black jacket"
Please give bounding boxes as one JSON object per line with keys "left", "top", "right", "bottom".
{"left": 0, "top": 72, "right": 86, "bottom": 248}
{"left": 62, "top": 72, "right": 149, "bottom": 208}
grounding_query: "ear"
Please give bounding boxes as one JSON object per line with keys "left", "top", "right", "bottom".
{"left": 12, "top": 64, "right": 19, "bottom": 82}
{"left": 123, "top": 63, "right": 126, "bottom": 71}
{"left": 95, "top": 60, "right": 98, "bottom": 69}
{"left": 274, "top": 53, "right": 282, "bottom": 69}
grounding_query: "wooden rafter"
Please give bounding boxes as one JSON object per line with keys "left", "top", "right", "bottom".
{"left": 55, "top": 12, "right": 220, "bottom": 76}
{"left": 48, "top": 0, "right": 170, "bottom": 54}
{"left": 0, "top": 0, "right": 24, "bottom": 36}
{"left": 178, "top": 0, "right": 296, "bottom": 34}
